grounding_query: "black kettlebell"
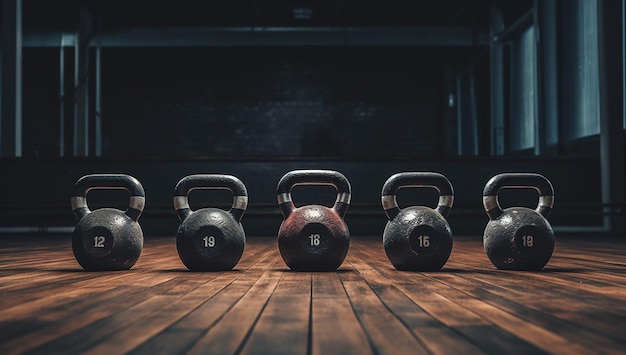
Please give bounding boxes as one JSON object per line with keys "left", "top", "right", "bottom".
{"left": 483, "top": 173, "right": 555, "bottom": 270}
{"left": 381, "top": 172, "right": 454, "bottom": 271}
{"left": 277, "top": 170, "right": 351, "bottom": 271}
{"left": 71, "top": 174, "right": 145, "bottom": 271}
{"left": 174, "top": 174, "right": 248, "bottom": 271}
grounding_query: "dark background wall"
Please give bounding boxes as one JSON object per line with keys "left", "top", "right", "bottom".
{"left": 3, "top": 0, "right": 623, "bottom": 238}
{"left": 8, "top": 36, "right": 614, "bottom": 237}
{"left": 104, "top": 47, "right": 449, "bottom": 158}
{"left": 22, "top": 46, "right": 468, "bottom": 159}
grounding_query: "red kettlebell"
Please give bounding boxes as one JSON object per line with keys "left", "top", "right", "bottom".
{"left": 276, "top": 170, "right": 351, "bottom": 271}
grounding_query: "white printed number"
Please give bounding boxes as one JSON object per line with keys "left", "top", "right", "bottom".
{"left": 309, "top": 234, "right": 321, "bottom": 246}
{"left": 417, "top": 235, "right": 430, "bottom": 248}
{"left": 522, "top": 235, "right": 534, "bottom": 247}
{"left": 203, "top": 236, "right": 216, "bottom": 248}
{"left": 94, "top": 236, "right": 105, "bottom": 248}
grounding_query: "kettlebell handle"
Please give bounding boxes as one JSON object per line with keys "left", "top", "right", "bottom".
{"left": 71, "top": 174, "right": 146, "bottom": 222}
{"left": 482, "top": 173, "right": 554, "bottom": 220}
{"left": 173, "top": 174, "right": 248, "bottom": 222}
{"left": 381, "top": 172, "right": 454, "bottom": 220}
{"left": 277, "top": 169, "right": 351, "bottom": 219}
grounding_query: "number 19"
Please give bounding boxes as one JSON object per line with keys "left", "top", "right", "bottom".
{"left": 203, "top": 236, "right": 216, "bottom": 248}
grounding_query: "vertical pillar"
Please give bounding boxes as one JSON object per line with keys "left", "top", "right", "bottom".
{"left": 95, "top": 43, "right": 102, "bottom": 157}
{"left": 73, "top": 4, "right": 91, "bottom": 157}
{"left": 598, "top": 0, "right": 625, "bottom": 235}
{"left": 533, "top": 0, "right": 545, "bottom": 156}
{"left": 622, "top": 0, "right": 626, "bottom": 234}
{"left": 1, "top": 0, "right": 22, "bottom": 157}
{"left": 456, "top": 75, "right": 463, "bottom": 156}
{"left": 537, "top": 0, "right": 559, "bottom": 152}
{"left": 59, "top": 35, "right": 66, "bottom": 157}
{"left": 468, "top": 66, "right": 479, "bottom": 156}
{"left": 456, "top": 69, "right": 479, "bottom": 156}
{"left": 95, "top": 6, "right": 103, "bottom": 157}
{"left": 489, "top": 3, "right": 505, "bottom": 156}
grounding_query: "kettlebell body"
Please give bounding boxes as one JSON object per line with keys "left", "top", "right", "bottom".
{"left": 483, "top": 173, "right": 555, "bottom": 271}
{"left": 277, "top": 170, "right": 351, "bottom": 271}
{"left": 71, "top": 174, "right": 145, "bottom": 271}
{"left": 174, "top": 175, "right": 248, "bottom": 271}
{"left": 382, "top": 172, "right": 454, "bottom": 271}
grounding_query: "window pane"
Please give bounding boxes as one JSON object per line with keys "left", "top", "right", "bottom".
{"left": 561, "top": 0, "right": 600, "bottom": 139}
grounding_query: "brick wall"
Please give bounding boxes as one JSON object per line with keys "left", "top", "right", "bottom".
{"left": 101, "top": 47, "right": 446, "bottom": 158}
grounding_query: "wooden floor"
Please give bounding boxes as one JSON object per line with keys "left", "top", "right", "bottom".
{"left": 0, "top": 236, "right": 625, "bottom": 355}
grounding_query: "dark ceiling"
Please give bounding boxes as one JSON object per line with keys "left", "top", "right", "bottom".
{"left": 21, "top": 0, "right": 533, "bottom": 32}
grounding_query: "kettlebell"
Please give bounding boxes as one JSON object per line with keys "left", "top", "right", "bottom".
{"left": 276, "top": 170, "right": 351, "bottom": 271}
{"left": 381, "top": 172, "right": 454, "bottom": 271}
{"left": 174, "top": 174, "right": 248, "bottom": 271}
{"left": 71, "top": 174, "right": 145, "bottom": 271}
{"left": 482, "top": 173, "right": 555, "bottom": 270}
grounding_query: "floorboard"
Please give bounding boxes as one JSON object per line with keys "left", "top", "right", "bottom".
{"left": 0, "top": 235, "right": 625, "bottom": 354}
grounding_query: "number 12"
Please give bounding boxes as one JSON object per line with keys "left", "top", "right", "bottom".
{"left": 94, "top": 236, "right": 105, "bottom": 248}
